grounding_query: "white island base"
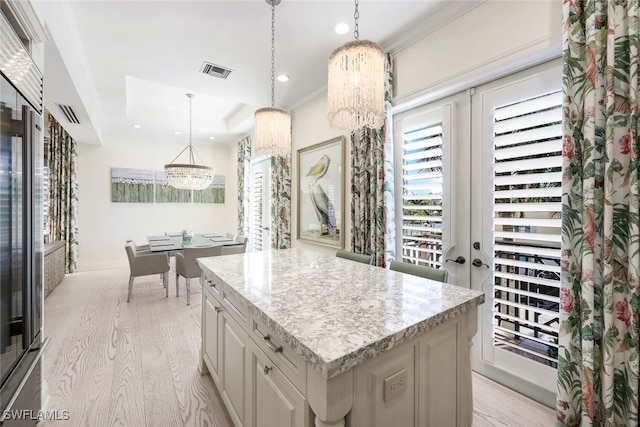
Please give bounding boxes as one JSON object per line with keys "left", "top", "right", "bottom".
{"left": 197, "top": 249, "right": 484, "bottom": 427}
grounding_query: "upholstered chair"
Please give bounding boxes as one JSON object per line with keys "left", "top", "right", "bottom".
{"left": 336, "top": 250, "right": 374, "bottom": 265}
{"left": 126, "top": 238, "right": 151, "bottom": 253}
{"left": 221, "top": 243, "right": 247, "bottom": 256}
{"left": 175, "top": 245, "right": 223, "bottom": 305}
{"left": 124, "top": 242, "right": 170, "bottom": 302}
{"left": 389, "top": 260, "right": 447, "bottom": 283}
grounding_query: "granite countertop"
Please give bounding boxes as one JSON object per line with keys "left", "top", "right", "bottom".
{"left": 198, "top": 248, "right": 485, "bottom": 379}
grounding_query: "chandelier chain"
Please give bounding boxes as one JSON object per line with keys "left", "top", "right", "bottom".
{"left": 188, "top": 93, "right": 194, "bottom": 163}
{"left": 354, "top": 0, "right": 359, "bottom": 40}
{"left": 270, "top": 1, "right": 276, "bottom": 107}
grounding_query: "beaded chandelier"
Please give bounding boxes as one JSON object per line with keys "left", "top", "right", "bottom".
{"left": 164, "top": 93, "right": 215, "bottom": 190}
{"left": 327, "top": 0, "right": 384, "bottom": 130}
{"left": 254, "top": 0, "right": 291, "bottom": 156}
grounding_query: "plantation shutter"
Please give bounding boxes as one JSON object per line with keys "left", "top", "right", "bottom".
{"left": 491, "top": 89, "right": 562, "bottom": 367}
{"left": 400, "top": 121, "right": 444, "bottom": 269}
{"left": 251, "top": 170, "right": 264, "bottom": 251}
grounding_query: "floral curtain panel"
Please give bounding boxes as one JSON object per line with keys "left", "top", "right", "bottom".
{"left": 270, "top": 154, "right": 291, "bottom": 249}
{"left": 46, "top": 114, "right": 79, "bottom": 273}
{"left": 350, "top": 53, "right": 394, "bottom": 267}
{"left": 236, "top": 136, "right": 251, "bottom": 236}
{"left": 557, "top": 1, "right": 640, "bottom": 425}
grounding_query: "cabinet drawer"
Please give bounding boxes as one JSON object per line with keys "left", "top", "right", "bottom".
{"left": 201, "top": 271, "right": 222, "bottom": 302}
{"left": 250, "top": 316, "right": 306, "bottom": 392}
{"left": 223, "top": 288, "right": 250, "bottom": 332}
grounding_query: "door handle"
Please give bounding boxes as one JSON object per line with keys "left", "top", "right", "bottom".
{"left": 472, "top": 258, "right": 490, "bottom": 268}
{"left": 445, "top": 256, "right": 465, "bottom": 265}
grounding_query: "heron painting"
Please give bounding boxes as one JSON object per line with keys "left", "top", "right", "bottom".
{"left": 305, "top": 155, "right": 337, "bottom": 236}
{"left": 297, "top": 136, "right": 344, "bottom": 248}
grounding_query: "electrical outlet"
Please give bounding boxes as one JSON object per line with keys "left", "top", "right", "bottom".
{"left": 383, "top": 369, "right": 407, "bottom": 402}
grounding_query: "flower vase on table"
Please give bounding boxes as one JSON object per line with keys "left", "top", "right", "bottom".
{"left": 182, "top": 230, "right": 193, "bottom": 244}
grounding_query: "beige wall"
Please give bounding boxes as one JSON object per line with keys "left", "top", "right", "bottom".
{"left": 395, "top": 0, "right": 561, "bottom": 102}
{"left": 76, "top": 138, "right": 236, "bottom": 270}
{"left": 290, "top": 96, "right": 350, "bottom": 255}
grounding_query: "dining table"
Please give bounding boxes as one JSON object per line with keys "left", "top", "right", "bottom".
{"left": 146, "top": 232, "right": 242, "bottom": 252}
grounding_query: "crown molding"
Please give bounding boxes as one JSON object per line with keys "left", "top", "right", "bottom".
{"left": 382, "top": 0, "right": 485, "bottom": 55}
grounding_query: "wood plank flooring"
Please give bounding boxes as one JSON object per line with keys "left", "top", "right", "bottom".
{"left": 39, "top": 265, "right": 556, "bottom": 426}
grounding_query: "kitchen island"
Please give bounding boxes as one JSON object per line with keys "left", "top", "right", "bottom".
{"left": 198, "top": 248, "right": 484, "bottom": 427}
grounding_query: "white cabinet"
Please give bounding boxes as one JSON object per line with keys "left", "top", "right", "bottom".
{"left": 200, "top": 268, "right": 478, "bottom": 427}
{"left": 220, "top": 309, "right": 250, "bottom": 427}
{"left": 202, "top": 289, "right": 222, "bottom": 386}
{"left": 249, "top": 340, "right": 309, "bottom": 427}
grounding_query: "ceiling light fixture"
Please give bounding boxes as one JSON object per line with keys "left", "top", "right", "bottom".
{"left": 334, "top": 23, "right": 349, "bottom": 34}
{"left": 327, "top": 0, "right": 384, "bottom": 130}
{"left": 254, "top": 0, "right": 291, "bottom": 156}
{"left": 164, "top": 93, "right": 215, "bottom": 190}
{"left": 277, "top": 74, "right": 290, "bottom": 82}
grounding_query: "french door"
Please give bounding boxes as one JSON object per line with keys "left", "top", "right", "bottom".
{"left": 394, "top": 59, "right": 561, "bottom": 403}
{"left": 249, "top": 157, "right": 271, "bottom": 252}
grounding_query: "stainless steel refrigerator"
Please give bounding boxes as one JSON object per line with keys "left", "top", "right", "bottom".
{"left": 0, "top": 10, "right": 48, "bottom": 427}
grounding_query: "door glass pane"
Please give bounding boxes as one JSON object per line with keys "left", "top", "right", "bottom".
{"left": 491, "top": 89, "right": 562, "bottom": 368}
{"left": 251, "top": 170, "right": 264, "bottom": 251}
{"left": 400, "top": 122, "right": 444, "bottom": 269}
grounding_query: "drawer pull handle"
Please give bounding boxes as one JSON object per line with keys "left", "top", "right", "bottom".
{"left": 214, "top": 306, "right": 223, "bottom": 313}
{"left": 263, "top": 366, "right": 272, "bottom": 375}
{"left": 263, "top": 335, "right": 283, "bottom": 353}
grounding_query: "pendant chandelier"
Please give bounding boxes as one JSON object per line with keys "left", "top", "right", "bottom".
{"left": 164, "top": 93, "right": 215, "bottom": 190}
{"left": 327, "top": 0, "right": 384, "bottom": 131}
{"left": 254, "top": 0, "right": 291, "bottom": 156}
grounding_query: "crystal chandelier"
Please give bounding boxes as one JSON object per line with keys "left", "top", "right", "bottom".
{"left": 327, "top": 0, "right": 384, "bottom": 130}
{"left": 254, "top": 0, "right": 291, "bottom": 156}
{"left": 164, "top": 93, "right": 215, "bottom": 190}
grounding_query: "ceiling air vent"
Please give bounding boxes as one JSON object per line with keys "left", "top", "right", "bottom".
{"left": 56, "top": 103, "right": 80, "bottom": 124}
{"left": 200, "top": 61, "right": 233, "bottom": 79}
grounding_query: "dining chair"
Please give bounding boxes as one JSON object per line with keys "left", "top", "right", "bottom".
{"left": 389, "top": 260, "right": 447, "bottom": 283}
{"left": 336, "top": 249, "right": 374, "bottom": 265}
{"left": 126, "top": 238, "right": 151, "bottom": 253}
{"left": 175, "top": 245, "right": 223, "bottom": 305}
{"left": 124, "top": 242, "right": 170, "bottom": 302}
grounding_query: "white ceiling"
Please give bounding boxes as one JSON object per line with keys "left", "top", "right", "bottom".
{"left": 40, "top": 0, "right": 481, "bottom": 147}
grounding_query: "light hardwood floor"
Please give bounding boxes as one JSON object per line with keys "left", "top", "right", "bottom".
{"left": 39, "top": 265, "right": 556, "bottom": 426}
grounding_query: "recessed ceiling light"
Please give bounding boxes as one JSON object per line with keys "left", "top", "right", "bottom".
{"left": 277, "top": 74, "right": 290, "bottom": 82}
{"left": 132, "top": 124, "right": 141, "bottom": 129}
{"left": 173, "top": 131, "right": 181, "bottom": 135}
{"left": 209, "top": 136, "right": 216, "bottom": 140}
{"left": 334, "top": 23, "right": 349, "bottom": 35}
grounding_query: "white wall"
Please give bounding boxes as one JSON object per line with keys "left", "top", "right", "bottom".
{"left": 77, "top": 138, "right": 236, "bottom": 270}
{"left": 75, "top": 0, "right": 561, "bottom": 268}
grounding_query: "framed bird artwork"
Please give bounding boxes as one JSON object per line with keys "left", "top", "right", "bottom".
{"left": 296, "top": 136, "right": 345, "bottom": 249}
